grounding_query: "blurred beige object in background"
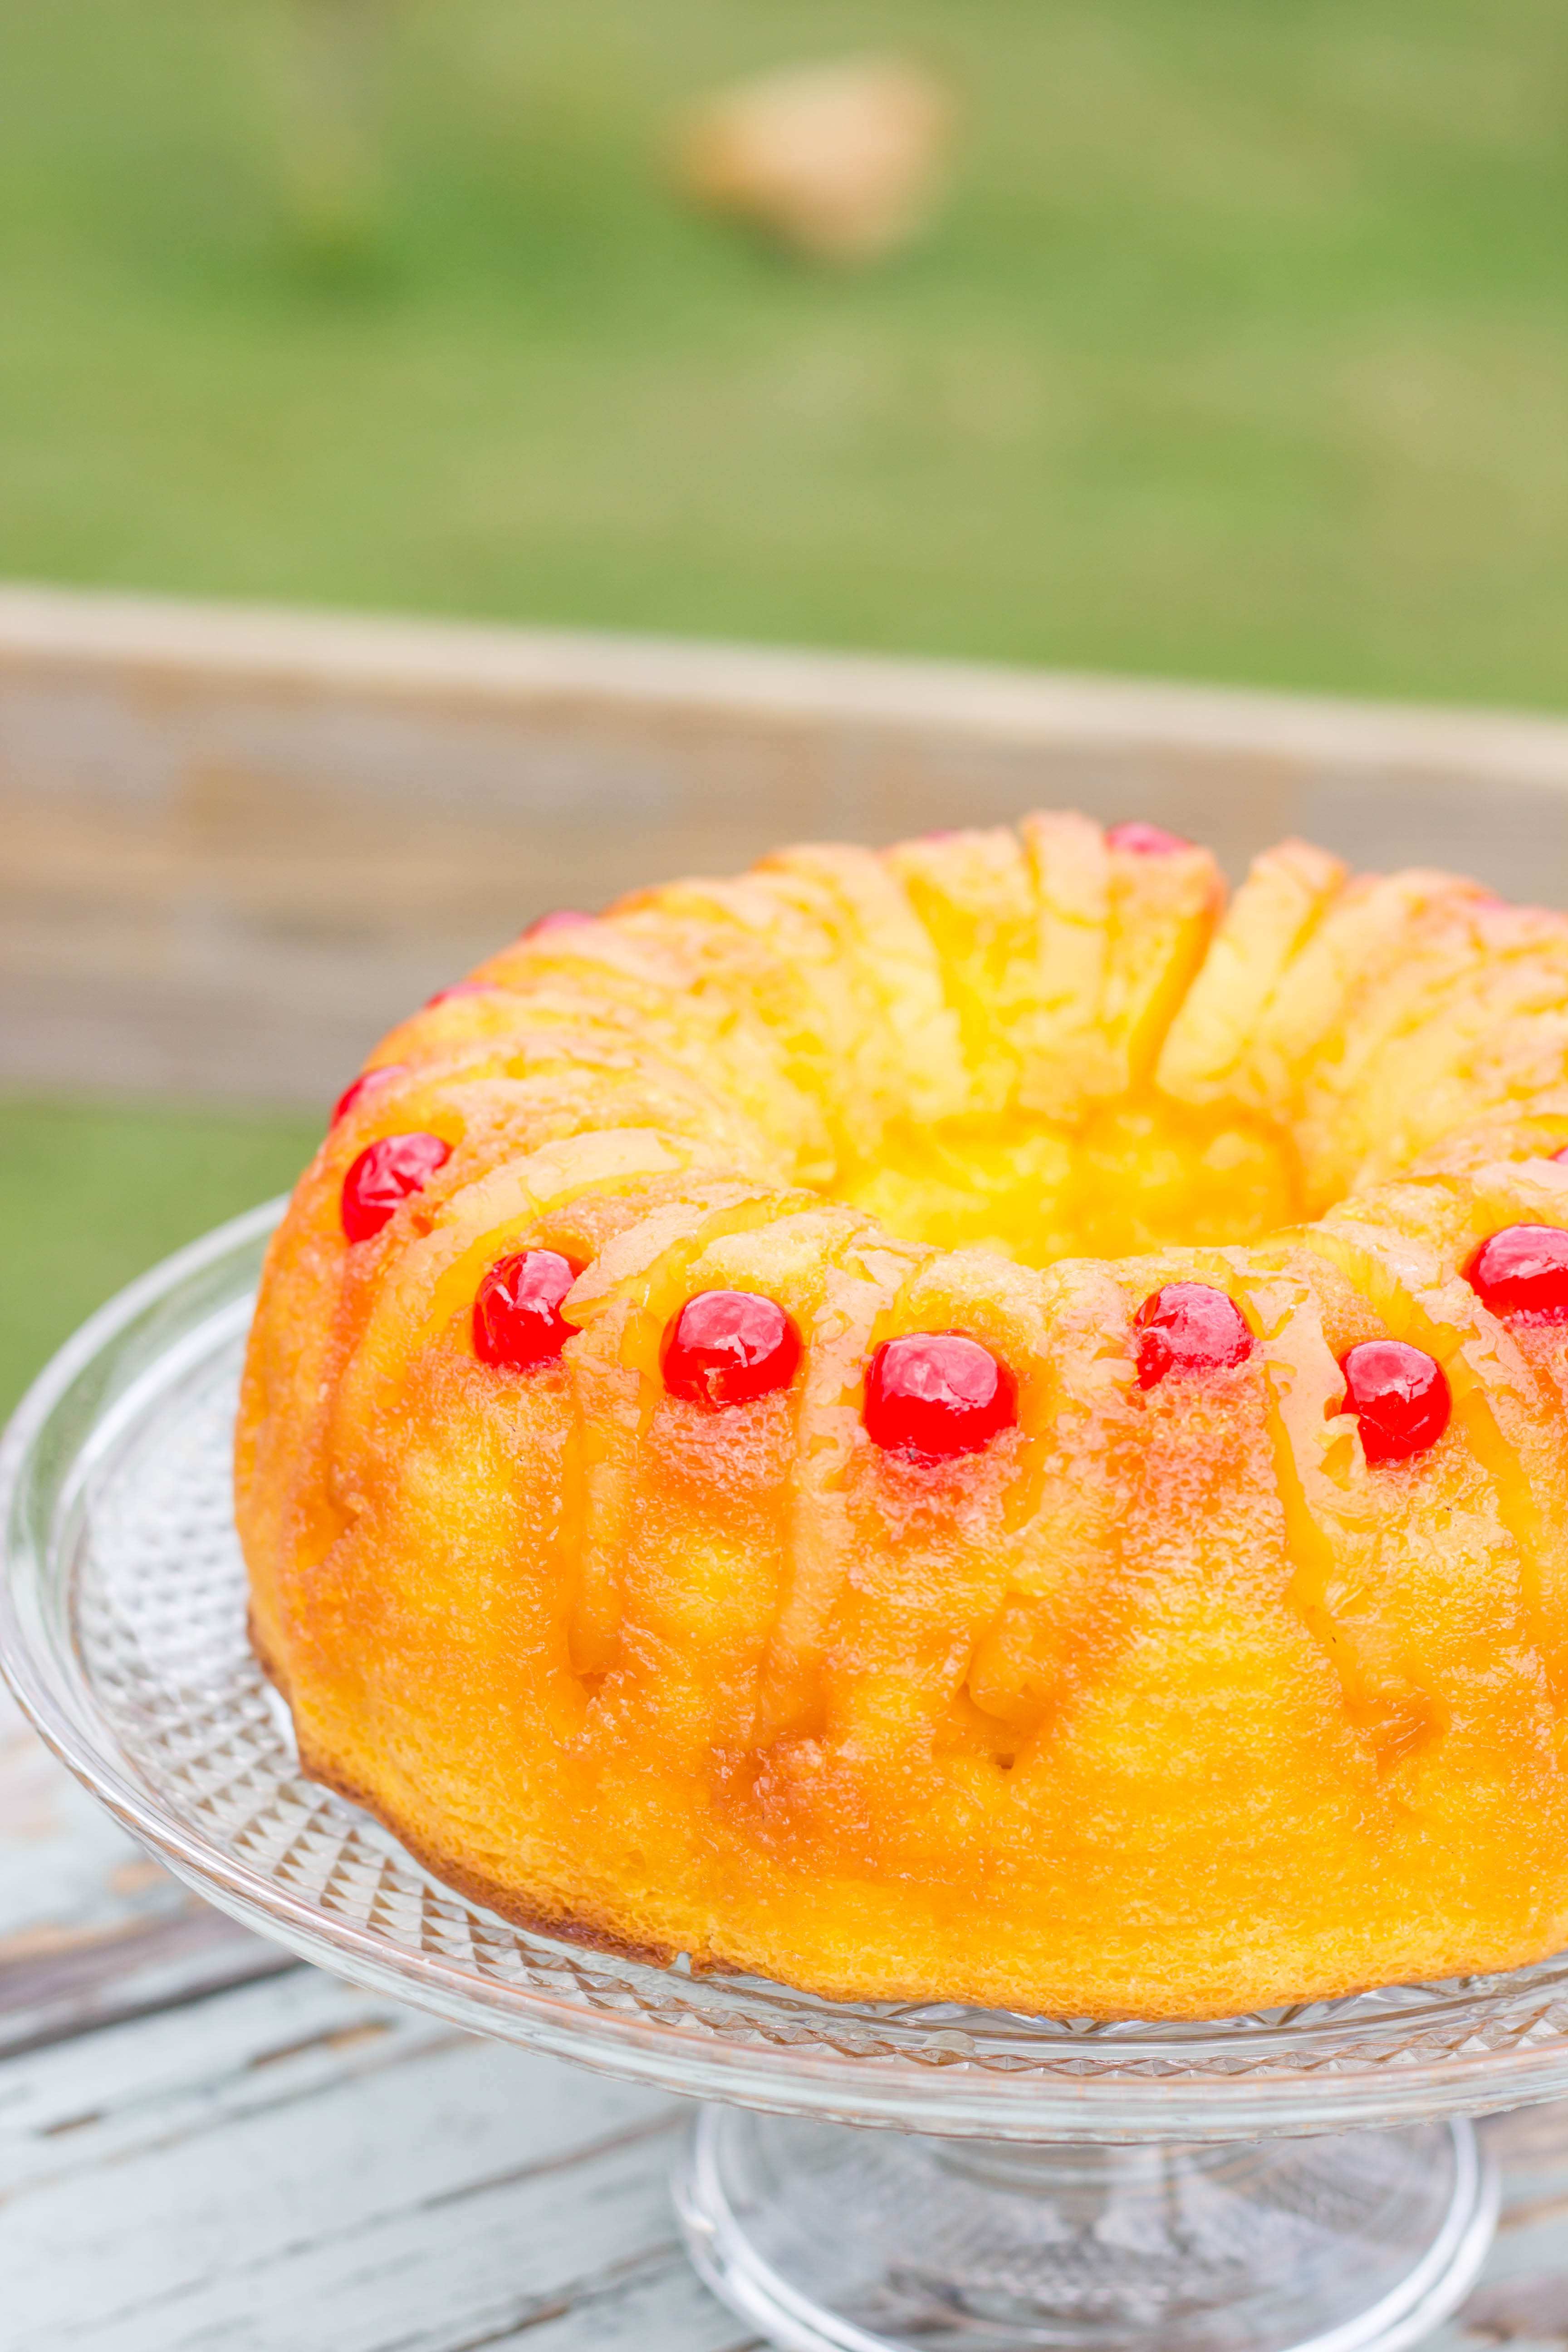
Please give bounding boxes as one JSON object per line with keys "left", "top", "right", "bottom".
{"left": 672, "top": 55, "right": 956, "bottom": 264}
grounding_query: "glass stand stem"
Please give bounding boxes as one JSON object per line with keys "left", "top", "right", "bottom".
{"left": 673, "top": 2105, "right": 1497, "bottom": 2352}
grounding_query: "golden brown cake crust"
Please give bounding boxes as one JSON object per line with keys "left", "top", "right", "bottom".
{"left": 237, "top": 819, "right": 1568, "bottom": 2019}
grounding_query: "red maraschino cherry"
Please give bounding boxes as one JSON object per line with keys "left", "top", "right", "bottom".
{"left": 1107, "top": 822, "right": 1191, "bottom": 856}
{"left": 1467, "top": 1225, "right": 1568, "bottom": 1322}
{"left": 864, "top": 1333, "right": 1016, "bottom": 1460}
{"left": 662, "top": 1291, "right": 801, "bottom": 1409}
{"left": 1134, "top": 1284, "right": 1254, "bottom": 1388}
{"left": 473, "top": 1250, "right": 581, "bottom": 1369}
{"left": 1341, "top": 1340, "right": 1450, "bottom": 1465}
{"left": 341, "top": 1133, "right": 452, "bottom": 1243}
{"left": 330, "top": 1063, "right": 407, "bottom": 1127}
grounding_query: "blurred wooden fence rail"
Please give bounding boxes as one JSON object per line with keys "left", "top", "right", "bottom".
{"left": 4, "top": 583, "right": 1568, "bottom": 1107}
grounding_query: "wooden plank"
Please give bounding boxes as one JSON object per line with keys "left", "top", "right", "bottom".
{"left": 0, "top": 1944, "right": 1567, "bottom": 2352}
{"left": 0, "top": 1964, "right": 756, "bottom": 2352}
{"left": 5, "top": 585, "right": 1568, "bottom": 1105}
{"left": 1437, "top": 2105, "right": 1568, "bottom": 2348}
{"left": 0, "top": 1682, "right": 290, "bottom": 2058}
{"left": 6, "top": 585, "right": 1568, "bottom": 788}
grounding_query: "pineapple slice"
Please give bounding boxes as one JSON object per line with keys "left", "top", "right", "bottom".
{"left": 884, "top": 824, "right": 1047, "bottom": 1112}
{"left": 1157, "top": 839, "right": 1346, "bottom": 1108}
{"left": 1100, "top": 827, "right": 1225, "bottom": 1090}
{"left": 1222, "top": 870, "right": 1481, "bottom": 1203}
{"left": 886, "top": 810, "right": 1224, "bottom": 1120}
{"left": 1019, "top": 810, "right": 1118, "bottom": 1116}
{"left": 612, "top": 873, "right": 870, "bottom": 1176}
{"left": 473, "top": 920, "right": 825, "bottom": 1181}
{"left": 1303, "top": 901, "right": 1568, "bottom": 1191}
{"left": 762, "top": 841, "right": 969, "bottom": 1128}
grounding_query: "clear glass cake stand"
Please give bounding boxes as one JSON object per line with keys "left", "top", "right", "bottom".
{"left": 10, "top": 1207, "right": 1568, "bottom": 2352}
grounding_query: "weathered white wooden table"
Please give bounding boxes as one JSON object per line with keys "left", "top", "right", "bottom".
{"left": 0, "top": 1681, "right": 756, "bottom": 2351}
{"left": 3, "top": 1674, "right": 1568, "bottom": 2351}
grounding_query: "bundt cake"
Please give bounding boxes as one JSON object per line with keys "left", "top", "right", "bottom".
{"left": 237, "top": 814, "right": 1568, "bottom": 2020}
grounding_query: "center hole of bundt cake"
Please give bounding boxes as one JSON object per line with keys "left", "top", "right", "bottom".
{"left": 835, "top": 1098, "right": 1301, "bottom": 1269}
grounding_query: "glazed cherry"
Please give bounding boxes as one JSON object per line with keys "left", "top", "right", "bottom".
{"left": 864, "top": 1333, "right": 1017, "bottom": 1460}
{"left": 1134, "top": 1284, "right": 1254, "bottom": 1389}
{"left": 1341, "top": 1340, "right": 1450, "bottom": 1465}
{"left": 473, "top": 1250, "right": 581, "bottom": 1369}
{"left": 1467, "top": 1225, "right": 1568, "bottom": 1322}
{"left": 1107, "top": 821, "right": 1191, "bottom": 856}
{"left": 340, "top": 1132, "right": 452, "bottom": 1243}
{"left": 524, "top": 909, "right": 595, "bottom": 941}
{"left": 662, "top": 1291, "right": 801, "bottom": 1409}
{"left": 330, "top": 1063, "right": 406, "bottom": 1127}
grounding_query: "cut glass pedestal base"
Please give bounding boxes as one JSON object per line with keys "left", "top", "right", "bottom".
{"left": 674, "top": 2108, "right": 1498, "bottom": 2352}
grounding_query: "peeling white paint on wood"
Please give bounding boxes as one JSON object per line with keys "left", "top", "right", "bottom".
{"left": 1431, "top": 2107, "right": 1568, "bottom": 2348}
{"left": 0, "top": 1684, "right": 286, "bottom": 2058}
{"left": 0, "top": 1683, "right": 181, "bottom": 1941}
{"left": 4, "top": 1955, "right": 1568, "bottom": 2352}
{"left": 0, "top": 1965, "right": 746, "bottom": 2351}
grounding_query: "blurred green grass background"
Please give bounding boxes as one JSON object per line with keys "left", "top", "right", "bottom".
{"left": 0, "top": 1103, "right": 322, "bottom": 1410}
{"left": 5, "top": 0, "right": 1566, "bottom": 700}
{"left": 2, "top": 0, "right": 1565, "bottom": 1406}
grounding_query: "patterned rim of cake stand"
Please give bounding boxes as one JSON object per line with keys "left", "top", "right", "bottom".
{"left": 6, "top": 1201, "right": 1568, "bottom": 2143}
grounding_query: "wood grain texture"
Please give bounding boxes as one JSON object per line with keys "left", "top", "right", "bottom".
{"left": 1442, "top": 2105, "right": 1568, "bottom": 2348}
{"left": 0, "top": 1940, "right": 1567, "bottom": 2352}
{"left": 5, "top": 584, "right": 1568, "bottom": 1105}
{"left": 0, "top": 1964, "right": 754, "bottom": 2352}
{"left": 0, "top": 1683, "right": 289, "bottom": 2059}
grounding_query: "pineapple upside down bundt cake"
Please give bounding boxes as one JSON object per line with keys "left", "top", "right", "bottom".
{"left": 238, "top": 814, "right": 1568, "bottom": 2021}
